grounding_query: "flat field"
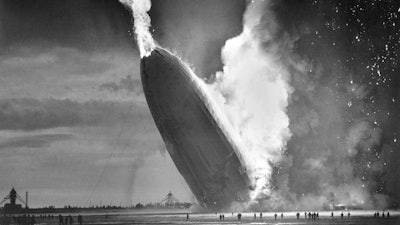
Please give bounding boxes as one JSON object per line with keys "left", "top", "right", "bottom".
{"left": 7, "top": 210, "right": 399, "bottom": 225}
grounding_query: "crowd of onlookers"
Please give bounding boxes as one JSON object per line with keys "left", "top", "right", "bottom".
{"left": 186, "top": 210, "right": 395, "bottom": 221}
{"left": 0, "top": 214, "right": 83, "bottom": 225}
{"left": 0, "top": 211, "right": 395, "bottom": 224}
{"left": 58, "top": 214, "right": 83, "bottom": 225}
{"left": 373, "top": 211, "right": 390, "bottom": 218}
{"left": 0, "top": 214, "right": 38, "bottom": 225}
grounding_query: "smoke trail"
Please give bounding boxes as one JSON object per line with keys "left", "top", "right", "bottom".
{"left": 208, "top": 1, "right": 292, "bottom": 201}
{"left": 144, "top": 0, "right": 400, "bottom": 210}
{"left": 119, "top": 0, "right": 155, "bottom": 58}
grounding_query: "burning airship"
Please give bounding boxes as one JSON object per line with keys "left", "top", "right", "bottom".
{"left": 141, "top": 47, "right": 251, "bottom": 210}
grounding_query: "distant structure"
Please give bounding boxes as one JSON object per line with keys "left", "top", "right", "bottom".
{"left": 159, "top": 191, "right": 180, "bottom": 207}
{"left": 0, "top": 188, "right": 28, "bottom": 213}
{"left": 329, "top": 192, "right": 335, "bottom": 209}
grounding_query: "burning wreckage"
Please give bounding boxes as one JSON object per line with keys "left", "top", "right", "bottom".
{"left": 141, "top": 47, "right": 252, "bottom": 210}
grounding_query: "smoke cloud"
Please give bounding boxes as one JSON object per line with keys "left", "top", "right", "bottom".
{"left": 243, "top": 0, "right": 399, "bottom": 210}
{"left": 208, "top": 1, "right": 292, "bottom": 201}
{"left": 124, "top": 0, "right": 400, "bottom": 210}
{"left": 119, "top": 0, "right": 155, "bottom": 58}
{"left": 208, "top": 0, "right": 400, "bottom": 210}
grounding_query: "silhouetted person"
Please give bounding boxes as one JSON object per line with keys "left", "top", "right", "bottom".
{"left": 331, "top": 212, "right": 334, "bottom": 217}
{"left": 31, "top": 215, "right": 35, "bottom": 225}
{"left": 186, "top": 214, "right": 189, "bottom": 221}
{"left": 274, "top": 213, "right": 277, "bottom": 220}
{"left": 222, "top": 215, "right": 224, "bottom": 220}
{"left": 1, "top": 215, "right": 11, "bottom": 225}
{"left": 387, "top": 212, "right": 390, "bottom": 218}
{"left": 377, "top": 212, "right": 380, "bottom": 217}
{"left": 59, "top": 215, "right": 64, "bottom": 225}
{"left": 78, "top": 215, "right": 83, "bottom": 225}
{"left": 382, "top": 212, "right": 385, "bottom": 218}
{"left": 308, "top": 212, "right": 311, "bottom": 219}
{"left": 341, "top": 212, "right": 343, "bottom": 218}
{"left": 254, "top": 213, "right": 256, "bottom": 219}
{"left": 296, "top": 212, "right": 300, "bottom": 219}
{"left": 281, "top": 213, "right": 283, "bottom": 219}
{"left": 260, "top": 212, "right": 262, "bottom": 218}
{"left": 348, "top": 212, "right": 350, "bottom": 218}
{"left": 304, "top": 212, "right": 307, "bottom": 219}
{"left": 237, "top": 213, "right": 241, "bottom": 221}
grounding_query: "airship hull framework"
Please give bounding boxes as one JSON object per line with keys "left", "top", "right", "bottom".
{"left": 141, "top": 47, "right": 250, "bottom": 210}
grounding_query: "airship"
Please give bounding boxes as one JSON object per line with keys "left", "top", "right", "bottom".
{"left": 141, "top": 47, "right": 251, "bottom": 210}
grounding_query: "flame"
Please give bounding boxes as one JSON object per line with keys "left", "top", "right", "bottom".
{"left": 123, "top": 0, "right": 292, "bottom": 203}
{"left": 120, "top": 0, "right": 156, "bottom": 58}
{"left": 208, "top": 1, "right": 292, "bottom": 200}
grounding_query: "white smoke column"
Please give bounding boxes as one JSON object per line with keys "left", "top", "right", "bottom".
{"left": 119, "top": 0, "right": 156, "bottom": 58}
{"left": 208, "top": 1, "right": 292, "bottom": 200}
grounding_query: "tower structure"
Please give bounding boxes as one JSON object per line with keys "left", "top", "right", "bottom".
{"left": 160, "top": 191, "right": 179, "bottom": 207}
{"left": 0, "top": 188, "right": 28, "bottom": 212}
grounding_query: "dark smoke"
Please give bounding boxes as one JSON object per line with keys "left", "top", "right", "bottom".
{"left": 151, "top": 0, "right": 400, "bottom": 210}
{"left": 265, "top": 0, "right": 400, "bottom": 210}
{"left": 149, "top": 0, "right": 246, "bottom": 78}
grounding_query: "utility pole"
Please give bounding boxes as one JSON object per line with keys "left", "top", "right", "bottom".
{"left": 25, "top": 192, "right": 28, "bottom": 209}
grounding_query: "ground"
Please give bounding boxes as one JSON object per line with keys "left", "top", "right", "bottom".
{"left": 1, "top": 211, "right": 399, "bottom": 225}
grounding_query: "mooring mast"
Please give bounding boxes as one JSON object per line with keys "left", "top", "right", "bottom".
{"left": 0, "top": 188, "right": 28, "bottom": 211}
{"left": 159, "top": 191, "right": 180, "bottom": 207}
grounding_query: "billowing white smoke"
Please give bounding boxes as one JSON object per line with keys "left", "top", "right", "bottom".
{"left": 122, "top": 0, "right": 397, "bottom": 210}
{"left": 122, "top": 0, "right": 292, "bottom": 203}
{"left": 119, "top": 0, "right": 155, "bottom": 58}
{"left": 208, "top": 1, "right": 292, "bottom": 200}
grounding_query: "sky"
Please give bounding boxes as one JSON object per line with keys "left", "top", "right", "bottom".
{"left": 1, "top": 0, "right": 400, "bottom": 210}
{"left": 0, "top": 0, "right": 243, "bottom": 207}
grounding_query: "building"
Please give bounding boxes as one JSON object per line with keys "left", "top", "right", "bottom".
{"left": 0, "top": 188, "right": 27, "bottom": 213}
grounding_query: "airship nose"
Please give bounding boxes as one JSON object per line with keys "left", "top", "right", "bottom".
{"left": 140, "top": 47, "right": 250, "bottom": 210}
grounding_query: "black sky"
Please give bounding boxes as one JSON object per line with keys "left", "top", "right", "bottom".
{"left": 0, "top": 0, "right": 245, "bottom": 207}
{"left": 268, "top": 0, "right": 400, "bottom": 209}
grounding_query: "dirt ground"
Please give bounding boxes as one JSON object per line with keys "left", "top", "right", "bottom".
{"left": 2, "top": 210, "right": 400, "bottom": 225}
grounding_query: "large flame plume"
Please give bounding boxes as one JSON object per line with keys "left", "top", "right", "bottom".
{"left": 208, "top": 1, "right": 292, "bottom": 200}
{"left": 123, "top": 0, "right": 292, "bottom": 204}
{"left": 123, "top": 0, "right": 400, "bottom": 210}
{"left": 119, "top": 0, "right": 155, "bottom": 58}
